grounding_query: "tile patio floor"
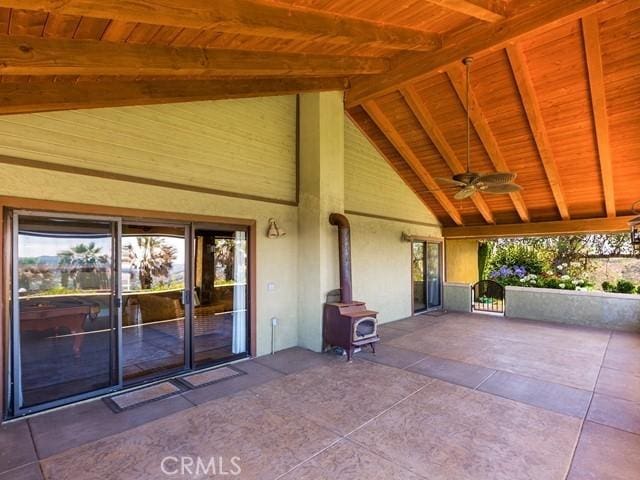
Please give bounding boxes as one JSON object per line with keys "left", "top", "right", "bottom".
{"left": 1, "top": 312, "right": 639, "bottom": 479}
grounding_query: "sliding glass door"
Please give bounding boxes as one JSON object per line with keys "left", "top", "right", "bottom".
{"left": 193, "top": 227, "right": 249, "bottom": 367}
{"left": 12, "top": 213, "right": 119, "bottom": 413}
{"left": 412, "top": 240, "right": 443, "bottom": 313}
{"left": 121, "top": 224, "right": 189, "bottom": 384}
{"left": 9, "top": 211, "right": 251, "bottom": 416}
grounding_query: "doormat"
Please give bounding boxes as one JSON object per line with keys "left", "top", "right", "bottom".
{"left": 421, "top": 310, "right": 449, "bottom": 317}
{"left": 174, "top": 366, "right": 246, "bottom": 390}
{"left": 104, "top": 381, "right": 184, "bottom": 413}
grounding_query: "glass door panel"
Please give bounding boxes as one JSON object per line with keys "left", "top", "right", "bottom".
{"left": 14, "top": 215, "right": 118, "bottom": 411}
{"left": 193, "top": 228, "right": 249, "bottom": 366}
{"left": 412, "top": 241, "right": 427, "bottom": 312}
{"left": 121, "top": 224, "right": 187, "bottom": 384}
{"left": 427, "top": 242, "right": 442, "bottom": 309}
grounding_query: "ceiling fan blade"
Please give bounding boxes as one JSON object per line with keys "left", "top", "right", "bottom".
{"left": 477, "top": 172, "right": 517, "bottom": 185}
{"left": 454, "top": 186, "right": 477, "bottom": 200}
{"left": 436, "top": 177, "right": 467, "bottom": 187}
{"left": 482, "top": 183, "right": 523, "bottom": 194}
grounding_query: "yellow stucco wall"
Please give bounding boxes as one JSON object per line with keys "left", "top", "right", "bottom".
{"left": 344, "top": 117, "right": 442, "bottom": 323}
{"left": 445, "top": 239, "right": 480, "bottom": 284}
{"left": 0, "top": 96, "right": 297, "bottom": 203}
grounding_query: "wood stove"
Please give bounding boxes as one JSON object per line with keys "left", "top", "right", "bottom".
{"left": 323, "top": 213, "right": 379, "bottom": 360}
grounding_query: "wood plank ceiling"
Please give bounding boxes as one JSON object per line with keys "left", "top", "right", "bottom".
{"left": 0, "top": 0, "right": 637, "bottom": 236}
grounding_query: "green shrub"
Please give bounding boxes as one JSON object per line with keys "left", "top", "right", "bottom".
{"left": 601, "top": 281, "right": 614, "bottom": 292}
{"left": 615, "top": 279, "right": 636, "bottom": 294}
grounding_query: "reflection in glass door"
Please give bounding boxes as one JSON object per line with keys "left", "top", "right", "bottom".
{"left": 13, "top": 214, "right": 118, "bottom": 412}
{"left": 121, "top": 224, "right": 188, "bottom": 384}
{"left": 412, "top": 240, "right": 442, "bottom": 313}
{"left": 412, "top": 242, "right": 426, "bottom": 312}
{"left": 193, "top": 228, "right": 249, "bottom": 366}
{"left": 427, "top": 243, "right": 442, "bottom": 309}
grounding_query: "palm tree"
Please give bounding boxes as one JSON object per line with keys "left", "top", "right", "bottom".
{"left": 58, "top": 242, "right": 109, "bottom": 289}
{"left": 123, "top": 237, "right": 177, "bottom": 290}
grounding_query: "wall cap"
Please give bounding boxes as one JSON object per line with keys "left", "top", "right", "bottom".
{"left": 444, "top": 282, "right": 472, "bottom": 288}
{"left": 505, "top": 285, "right": 640, "bottom": 301}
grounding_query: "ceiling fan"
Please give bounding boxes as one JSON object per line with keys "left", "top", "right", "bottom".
{"left": 435, "top": 57, "right": 522, "bottom": 201}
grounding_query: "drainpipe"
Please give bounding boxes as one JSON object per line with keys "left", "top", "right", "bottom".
{"left": 329, "top": 213, "right": 353, "bottom": 304}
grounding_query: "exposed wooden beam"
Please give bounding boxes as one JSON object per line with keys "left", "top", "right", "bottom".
{"left": 0, "top": 77, "right": 349, "bottom": 115}
{"left": 446, "top": 64, "right": 531, "bottom": 223}
{"left": 400, "top": 85, "right": 495, "bottom": 224}
{"left": 0, "top": 35, "right": 388, "bottom": 77}
{"left": 362, "top": 100, "right": 464, "bottom": 226}
{"left": 443, "top": 215, "right": 635, "bottom": 238}
{"left": 0, "top": 0, "right": 442, "bottom": 52}
{"left": 582, "top": 14, "right": 616, "bottom": 218}
{"left": 424, "top": 1, "right": 506, "bottom": 22}
{"left": 346, "top": 0, "right": 621, "bottom": 106}
{"left": 506, "top": 43, "right": 571, "bottom": 221}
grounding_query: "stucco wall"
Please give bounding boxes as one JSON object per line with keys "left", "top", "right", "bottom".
{"left": 506, "top": 286, "right": 640, "bottom": 332}
{"left": 443, "top": 282, "right": 472, "bottom": 313}
{"left": 0, "top": 96, "right": 300, "bottom": 357}
{"left": 1, "top": 163, "right": 300, "bottom": 356}
{"left": 349, "top": 215, "right": 440, "bottom": 323}
{"left": 0, "top": 97, "right": 444, "bottom": 357}
{"left": 445, "top": 239, "right": 479, "bottom": 284}
{"left": 344, "top": 117, "right": 441, "bottom": 323}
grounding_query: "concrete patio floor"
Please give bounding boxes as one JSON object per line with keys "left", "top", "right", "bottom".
{"left": 1, "top": 312, "right": 639, "bottom": 479}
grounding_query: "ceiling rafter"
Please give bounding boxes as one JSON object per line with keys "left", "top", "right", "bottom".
{"left": 362, "top": 100, "right": 465, "bottom": 226}
{"left": 446, "top": 63, "right": 531, "bottom": 222}
{"left": 0, "top": 35, "right": 389, "bottom": 77}
{"left": 506, "top": 43, "right": 571, "bottom": 221}
{"left": 423, "top": 0, "right": 506, "bottom": 22}
{"left": 0, "top": 77, "right": 349, "bottom": 115}
{"left": 582, "top": 14, "right": 616, "bottom": 218}
{"left": 400, "top": 85, "right": 496, "bottom": 224}
{"left": 0, "top": 0, "right": 442, "bottom": 52}
{"left": 346, "top": 0, "right": 623, "bottom": 107}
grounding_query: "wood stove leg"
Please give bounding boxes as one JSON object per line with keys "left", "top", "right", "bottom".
{"left": 347, "top": 347, "right": 354, "bottom": 362}
{"left": 370, "top": 342, "right": 376, "bottom": 355}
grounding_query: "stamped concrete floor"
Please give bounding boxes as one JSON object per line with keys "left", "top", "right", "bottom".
{"left": 1, "top": 312, "right": 639, "bottom": 479}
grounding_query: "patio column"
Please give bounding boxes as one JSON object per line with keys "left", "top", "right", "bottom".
{"left": 297, "top": 91, "right": 345, "bottom": 351}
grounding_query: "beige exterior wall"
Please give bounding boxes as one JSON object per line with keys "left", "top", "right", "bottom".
{"left": 1, "top": 163, "right": 299, "bottom": 357}
{"left": 344, "top": 117, "right": 442, "bottom": 323}
{"left": 445, "top": 239, "right": 479, "bottom": 284}
{"left": 0, "top": 97, "right": 299, "bottom": 357}
{"left": 0, "top": 96, "right": 297, "bottom": 203}
{"left": 0, "top": 96, "right": 443, "bottom": 359}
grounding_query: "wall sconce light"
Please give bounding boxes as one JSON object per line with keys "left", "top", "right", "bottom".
{"left": 401, "top": 232, "right": 413, "bottom": 243}
{"left": 267, "top": 218, "right": 286, "bottom": 239}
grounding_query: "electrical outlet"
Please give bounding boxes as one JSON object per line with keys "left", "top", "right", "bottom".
{"left": 267, "top": 282, "right": 276, "bottom": 291}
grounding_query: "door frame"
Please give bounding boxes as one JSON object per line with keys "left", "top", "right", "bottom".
{"left": 1, "top": 196, "right": 257, "bottom": 418}
{"left": 410, "top": 237, "right": 444, "bottom": 315}
{"left": 10, "top": 209, "right": 122, "bottom": 416}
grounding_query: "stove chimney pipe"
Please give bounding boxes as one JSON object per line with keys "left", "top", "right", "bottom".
{"left": 329, "top": 213, "right": 353, "bottom": 304}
